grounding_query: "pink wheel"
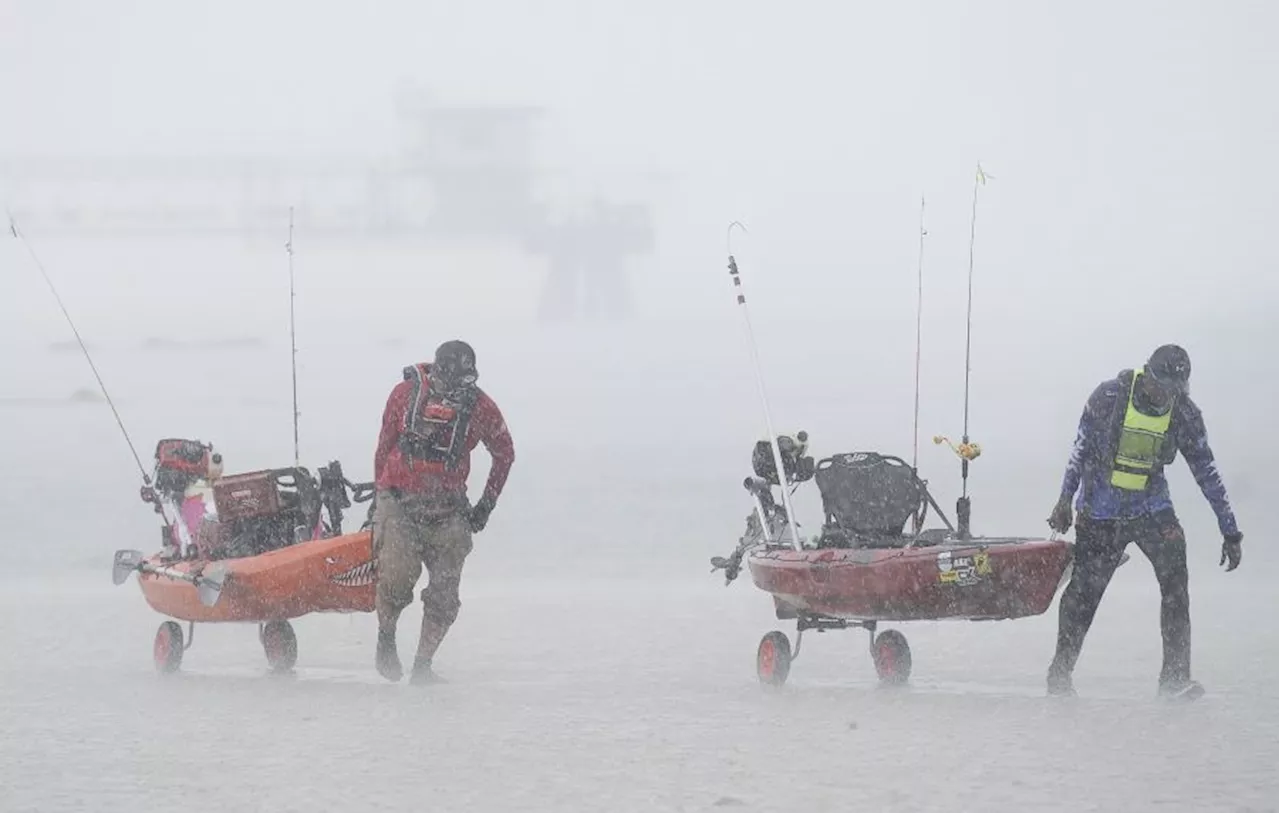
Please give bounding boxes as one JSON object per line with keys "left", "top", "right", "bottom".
{"left": 873, "top": 629, "right": 911, "bottom": 685}
{"left": 154, "top": 621, "right": 183, "bottom": 674}
{"left": 757, "top": 631, "right": 792, "bottom": 687}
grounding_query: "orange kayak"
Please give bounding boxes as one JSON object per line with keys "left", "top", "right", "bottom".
{"left": 134, "top": 529, "right": 376, "bottom": 623}
{"left": 113, "top": 442, "right": 382, "bottom": 673}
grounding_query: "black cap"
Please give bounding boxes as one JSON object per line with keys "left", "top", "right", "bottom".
{"left": 431, "top": 340, "right": 478, "bottom": 391}
{"left": 1145, "top": 344, "right": 1190, "bottom": 391}
{"left": 434, "top": 340, "right": 476, "bottom": 369}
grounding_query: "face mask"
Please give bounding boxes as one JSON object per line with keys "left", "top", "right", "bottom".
{"left": 430, "top": 361, "right": 477, "bottom": 394}
{"left": 1141, "top": 371, "right": 1184, "bottom": 408}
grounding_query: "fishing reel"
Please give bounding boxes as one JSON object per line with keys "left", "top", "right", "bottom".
{"left": 933, "top": 435, "right": 981, "bottom": 462}
{"left": 934, "top": 435, "right": 981, "bottom": 540}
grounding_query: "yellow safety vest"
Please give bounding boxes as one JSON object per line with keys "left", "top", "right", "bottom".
{"left": 1110, "top": 370, "right": 1173, "bottom": 491}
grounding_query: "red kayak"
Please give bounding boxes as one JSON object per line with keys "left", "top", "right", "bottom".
{"left": 747, "top": 537, "right": 1070, "bottom": 622}
{"left": 712, "top": 440, "right": 1076, "bottom": 687}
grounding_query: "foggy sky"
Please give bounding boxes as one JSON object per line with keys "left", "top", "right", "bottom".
{"left": 0, "top": 0, "right": 1275, "bottom": 573}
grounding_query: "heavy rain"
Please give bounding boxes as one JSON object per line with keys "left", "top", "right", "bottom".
{"left": 1, "top": 1, "right": 1276, "bottom": 811}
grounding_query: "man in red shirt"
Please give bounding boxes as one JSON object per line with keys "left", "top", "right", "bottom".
{"left": 371, "top": 340, "right": 514, "bottom": 684}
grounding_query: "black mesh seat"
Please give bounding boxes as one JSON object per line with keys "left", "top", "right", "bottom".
{"left": 814, "top": 452, "right": 929, "bottom": 549}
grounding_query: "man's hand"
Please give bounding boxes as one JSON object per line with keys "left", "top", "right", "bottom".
{"left": 1047, "top": 496, "right": 1074, "bottom": 534}
{"left": 1219, "top": 532, "right": 1242, "bottom": 572}
{"left": 469, "top": 495, "right": 496, "bottom": 533}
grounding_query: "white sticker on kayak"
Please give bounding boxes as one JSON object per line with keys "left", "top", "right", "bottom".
{"left": 937, "top": 550, "right": 991, "bottom": 586}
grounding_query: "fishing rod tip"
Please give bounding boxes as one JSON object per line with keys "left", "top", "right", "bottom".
{"left": 726, "top": 220, "right": 748, "bottom": 255}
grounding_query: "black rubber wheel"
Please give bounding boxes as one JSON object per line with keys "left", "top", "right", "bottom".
{"left": 873, "top": 629, "right": 912, "bottom": 685}
{"left": 153, "top": 620, "right": 184, "bottom": 674}
{"left": 757, "top": 630, "right": 792, "bottom": 687}
{"left": 262, "top": 619, "right": 298, "bottom": 672}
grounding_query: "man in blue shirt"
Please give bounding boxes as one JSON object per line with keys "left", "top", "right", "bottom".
{"left": 1045, "top": 344, "right": 1243, "bottom": 699}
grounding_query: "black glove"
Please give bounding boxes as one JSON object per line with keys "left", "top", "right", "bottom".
{"left": 1219, "top": 532, "right": 1242, "bottom": 572}
{"left": 468, "top": 495, "right": 496, "bottom": 533}
{"left": 1047, "top": 496, "right": 1073, "bottom": 534}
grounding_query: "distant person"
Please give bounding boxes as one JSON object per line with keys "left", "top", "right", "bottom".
{"left": 1045, "top": 344, "right": 1243, "bottom": 700}
{"left": 371, "top": 340, "right": 515, "bottom": 684}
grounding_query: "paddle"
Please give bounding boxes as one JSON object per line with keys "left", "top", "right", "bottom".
{"left": 112, "top": 549, "right": 228, "bottom": 607}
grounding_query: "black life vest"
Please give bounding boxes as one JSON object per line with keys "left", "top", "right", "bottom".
{"left": 398, "top": 364, "right": 479, "bottom": 471}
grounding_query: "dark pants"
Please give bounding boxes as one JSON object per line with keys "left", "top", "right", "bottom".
{"left": 1049, "top": 508, "right": 1191, "bottom": 687}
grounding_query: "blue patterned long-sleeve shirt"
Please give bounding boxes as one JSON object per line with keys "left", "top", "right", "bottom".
{"left": 1059, "top": 369, "right": 1239, "bottom": 537}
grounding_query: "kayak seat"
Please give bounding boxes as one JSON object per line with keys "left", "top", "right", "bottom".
{"left": 814, "top": 452, "right": 927, "bottom": 549}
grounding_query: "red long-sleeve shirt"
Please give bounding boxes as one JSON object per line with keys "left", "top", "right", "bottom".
{"left": 373, "top": 368, "right": 514, "bottom": 504}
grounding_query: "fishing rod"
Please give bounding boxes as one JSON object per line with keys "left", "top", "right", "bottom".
{"left": 7, "top": 211, "right": 200, "bottom": 550}
{"left": 724, "top": 221, "right": 803, "bottom": 552}
{"left": 286, "top": 206, "right": 300, "bottom": 468}
{"left": 281, "top": 211, "right": 375, "bottom": 536}
{"left": 8, "top": 211, "right": 150, "bottom": 481}
{"left": 912, "top": 195, "right": 926, "bottom": 474}
{"left": 908, "top": 196, "right": 929, "bottom": 536}
{"left": 961, "top": 164, "right": 987, "bottom": 468}
{"left": 953, "top": 162, "right": 992, "bottom": 539}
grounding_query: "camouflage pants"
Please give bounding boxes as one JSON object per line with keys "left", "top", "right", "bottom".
{"left": 372, "top": 490, "right": 474, "bottom": 628}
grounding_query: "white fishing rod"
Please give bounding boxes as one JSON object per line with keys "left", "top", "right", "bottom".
{"left": 908, "top": 196, "right": 929, "bottom": 536}
{"left": 286, "top": 206, "right": 301, "bottom": 468}
{"left": 954, "top": 162, "right": 992, "bottom": 539}
{"left": 724, "top": 222, "right": 803, "bottom": 551}
{"left": 912, "top": 196, "right": 926, "bottom": 474}
{"left": 8, "top": 211, "right": 149, "bottom": 480}
{"left": 961, "top": 164, "right": 988, "bottom": 478}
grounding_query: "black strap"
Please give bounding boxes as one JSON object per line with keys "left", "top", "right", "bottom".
{"left": 398, "top": 365, "right": 479, "bottom": 471}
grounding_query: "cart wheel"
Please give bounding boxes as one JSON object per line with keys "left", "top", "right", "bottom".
{"left": 154, "top": 620, "right": 184, "bottom": 674}
{"left": 873, "top": 629, "right": 911, "bottom": 685}
{"left": 757, "top": 631, "right": 792, "bottom": 687}
{"left": 262, "top": 620, "right": 298, "bottom": 672}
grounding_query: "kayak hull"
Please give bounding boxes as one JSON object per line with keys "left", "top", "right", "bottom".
{"left": 137, "top": 530, "right": 376, "bottom": 623}
{"left": 747, "top": 537, "right": 1072, "bottom": 622}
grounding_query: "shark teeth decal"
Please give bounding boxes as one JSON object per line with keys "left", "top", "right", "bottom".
{"left": 329, "top": 559, "right": 377, "bottom": 587}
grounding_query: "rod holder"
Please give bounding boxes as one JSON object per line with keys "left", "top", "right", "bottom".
{"left": 956, "top": 496, "right": 972, "bottom": 541}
